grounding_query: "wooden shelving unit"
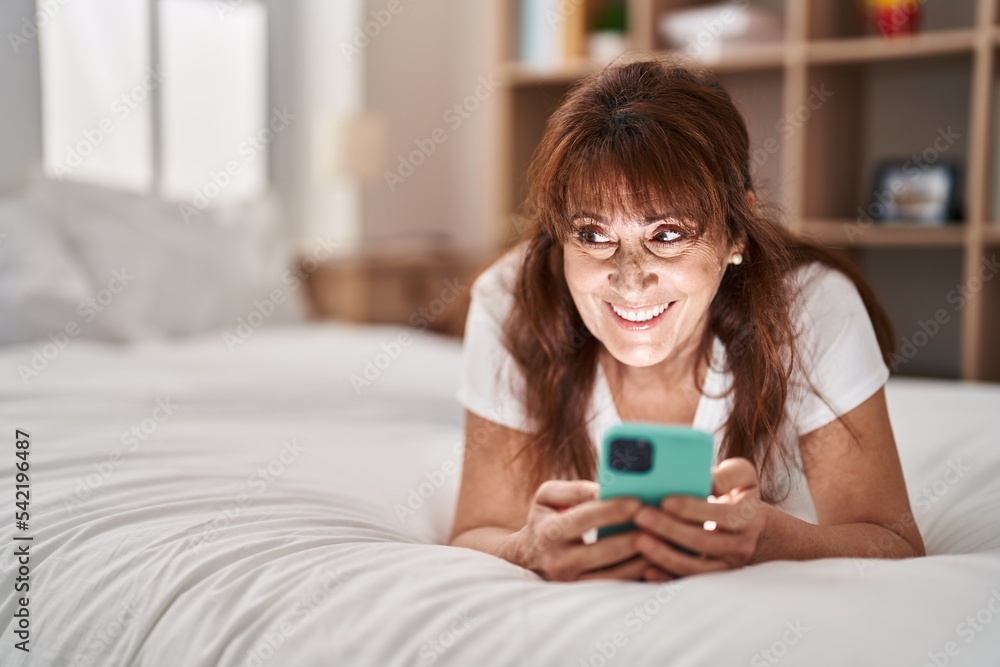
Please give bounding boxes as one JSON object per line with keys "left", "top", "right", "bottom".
{"left": 492, "top": 0, "right": 1000, "bottom": 382}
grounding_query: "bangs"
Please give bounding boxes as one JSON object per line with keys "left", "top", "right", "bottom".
{"left": 540, "top": 116, "right": 729, "bottom": 240}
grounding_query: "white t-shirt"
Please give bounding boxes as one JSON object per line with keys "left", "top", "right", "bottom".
{"left": 456, "top": 243, "right": 891, "bottom": 524}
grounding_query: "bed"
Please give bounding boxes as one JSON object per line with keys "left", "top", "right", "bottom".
{"left": 1, "top": 322, "right": 999, "bottom": 667}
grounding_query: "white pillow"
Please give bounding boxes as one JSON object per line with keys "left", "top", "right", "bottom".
{"left": 0, "top": 196, "right": 97, "bottom": 345}
{"left": 22, "top": 178, "right": 305, "bottom": 341}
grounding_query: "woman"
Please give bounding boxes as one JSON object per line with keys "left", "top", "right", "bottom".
{"left": 449, "top": 59, "right": 925, "bottom": 582}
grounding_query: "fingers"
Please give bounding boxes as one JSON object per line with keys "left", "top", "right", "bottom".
{"left": 534, "top": 530, "right": 643, "bottom": 582}
{"left": 534, "top": 479, "right": 599, "bottom": 509}
{"left": 522, "top": 495, "right": 641, "bottom": 568}
{"left": 567, "top": 529, "right": 642, "bottom": 572}
{"left": 526, "top": 477, "right": 761, "bottom": 581}
{"left": 661, "top": 491, "right": 766, "bottom": 534}
{"left": 634, "top": 506, "right": 743, "bottom": 559}
{"left": 642, "top": 566, "right": 673, "bottom": 582}
{"left": 711, "top": 457, "right": 759, "bottom": 497}
{"left": 635, "top": 532, "right": 731, "bottom": 577}
{"left": 658, "top": 494, "right": 741, "bottom": 528}
{"left": 556, "top": 496, "right": 642, "bottom": 539}
{"left": 577, "top": 555, "right": 652, "bottom": 581}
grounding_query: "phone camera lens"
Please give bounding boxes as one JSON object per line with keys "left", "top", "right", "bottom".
{"left": 609, "top": 438, "right": 653, "bottom": 473}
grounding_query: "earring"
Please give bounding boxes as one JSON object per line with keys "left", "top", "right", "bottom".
{"left": 731, "top": 253, "right": 743, "bottom": 265}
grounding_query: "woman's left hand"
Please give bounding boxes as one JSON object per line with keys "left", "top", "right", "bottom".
{"left": 633, "top": 457, "right": 768, "bottom": 581}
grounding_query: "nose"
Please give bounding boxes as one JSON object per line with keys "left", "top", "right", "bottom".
{"left": 609, "top": 251, "right": 658, "bottom": 302}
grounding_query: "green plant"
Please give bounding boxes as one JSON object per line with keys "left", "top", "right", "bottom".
{"left": 592, "top": 0, "right": 627, "bottom": 33}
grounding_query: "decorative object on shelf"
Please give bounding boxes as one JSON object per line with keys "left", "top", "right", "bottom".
{"left": 658, "top": 2, "right": 783, "bottom": 61}
{"left": 588, "top": 0, "right": 628, "bottom": 63}
{"left": 519, "top": 0, "right": 587, "bottom": 68}
{"left": 865, "top": 0, "right": 922, "bottom": 37}
{"left": 868, "top": 160, "right": 962, "bottom": 225}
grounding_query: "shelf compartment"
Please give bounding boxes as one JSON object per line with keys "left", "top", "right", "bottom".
{"left": 987, "top": 48, "right": 1000, "bottom": 221}
{"left": 802, "top": 56, "right": 972, "bottom": 222}
{"left": 984, "top": 225, "right": 1000, "bottom": 245}
{"left": 505, "top": 82, "right": 575, "bottom": 220}
{"left": 854, "top": 247, "right": 965, "bottom": 378}
{"left": 647, "top": 0, "right": 786, "bottom": 52}
{"left": 721, "top": 69, "right": 786, "bottom": 209}
{"left": 976, "top": 253, "right": 1000, "bottom": 380}
{"left": 808, "top": 0, "right": 977, "bottom": 40}
{"left": 800, "top": 220, "right": 967, "bottom": 247}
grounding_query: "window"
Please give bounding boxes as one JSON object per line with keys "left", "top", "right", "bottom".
{"left": 38, "top": 0, "right": 268, "bottom": 206}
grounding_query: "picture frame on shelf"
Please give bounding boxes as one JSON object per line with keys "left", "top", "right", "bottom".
{"left": 868, "top": 160, "right": 962, "bottom": 225}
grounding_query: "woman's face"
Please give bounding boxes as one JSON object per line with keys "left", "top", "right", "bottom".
{"left": 562, "top": 204, "right": 744, "bottom": 369}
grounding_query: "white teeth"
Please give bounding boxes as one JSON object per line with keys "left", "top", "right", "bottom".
{"left": 611, "top": 303, "right": 668, "bottom": 322}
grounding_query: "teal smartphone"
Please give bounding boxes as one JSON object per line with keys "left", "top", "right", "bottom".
{"left": 596, "top": 422, "right": 714, "bottom": 541}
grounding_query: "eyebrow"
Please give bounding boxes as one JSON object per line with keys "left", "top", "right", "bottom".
{"left": 570, "top": 212, "right": 679, "bottom": 224}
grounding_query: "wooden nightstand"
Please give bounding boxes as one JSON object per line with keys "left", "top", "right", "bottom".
{"left": 303, "top": 247, "right": 493, "bottom": 339}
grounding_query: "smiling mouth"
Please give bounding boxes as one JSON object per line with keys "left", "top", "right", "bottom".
{"left": 607, "top": 301, "right": 674, "bottom": 324}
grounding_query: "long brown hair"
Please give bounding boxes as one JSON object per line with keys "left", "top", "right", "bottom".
{"left": 495, "top": 59, "right": 895, "bottom": 503}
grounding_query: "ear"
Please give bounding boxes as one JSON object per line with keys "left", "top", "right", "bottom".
{"left": 745, "top": 189, "right": 756, "bottom": 211}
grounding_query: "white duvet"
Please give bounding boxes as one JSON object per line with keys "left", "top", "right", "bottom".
{"left": 1, "top": 323, "right": 998, "bottom": 667}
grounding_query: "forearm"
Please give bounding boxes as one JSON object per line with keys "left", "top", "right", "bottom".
{"left": 751, "top": 504, "right": 924, "bottom": 563}
{"left": 450, "top": 526, "right": 525, "bottom": 566}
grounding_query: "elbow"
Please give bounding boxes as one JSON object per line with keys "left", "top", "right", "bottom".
{"left": 448, "top": 524, "right": 480, "bottom": 549}
{"left": 447, "top": 526, "right": 466, "bottom": 547}
{"left": 849, "top": 517, "right": 926, "bottom": 559}
{"left": 896, "top": 522, "right": 926, "bottom": 558}
{"left": 907, "top": 534, "right": 927, "bottom": 558}
{"left": 873, "top": 520, "right": 926, "bottom": 559}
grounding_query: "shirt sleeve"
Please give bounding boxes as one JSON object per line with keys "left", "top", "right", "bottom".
{"left": 455, "top": 264, "right": 532, "bottom": 433}
{"left": 788, "top": 264, "right": 891, "bottom": 437}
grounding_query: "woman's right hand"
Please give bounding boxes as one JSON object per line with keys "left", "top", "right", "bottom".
{"left": 513, "top": 479, "right": 652, "bottom": 582}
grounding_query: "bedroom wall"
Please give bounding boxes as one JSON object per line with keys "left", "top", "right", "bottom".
{"left": 0, "top": 0, "right": 43, "bottom": 195}
{"left": 362, "top": 0, "right": 497, "bottom": 252}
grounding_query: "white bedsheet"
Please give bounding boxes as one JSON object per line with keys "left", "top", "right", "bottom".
{"left": 1, "top": 323, "right": 998, "bottom": 666}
